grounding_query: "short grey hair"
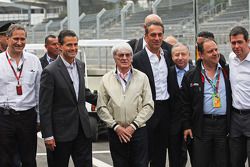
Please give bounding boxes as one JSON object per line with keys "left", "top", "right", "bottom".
{"left": 111, "top": 42, "right": 133, "bottom": 57}
{"left": 171, "top": 42, "right": 189, "bottom": 55}
{"left": 6, "top": 24, "right": 27, "bottom": 37}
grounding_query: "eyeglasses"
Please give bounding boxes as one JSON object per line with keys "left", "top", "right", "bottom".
{"left": 116, "top": 53, "right": 131, "bottom": 59}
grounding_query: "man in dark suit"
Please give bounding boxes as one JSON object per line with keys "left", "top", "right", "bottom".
{"left": 132, "top": 21, "right": 170, "bottom": 167}
{"left": 39, "top": 34, "right": 59, "bottom": 167}
{"left": 40, "top": 35, "right": 59, "bottom": 69}
{"left": 168, "top": 43, "right": 194, "bottom": 167}
{"left": 39, "top": 30, "right": 97, "bottom": 167}
{"left": 127, "top": 14, "right": 173, "bottom": 65}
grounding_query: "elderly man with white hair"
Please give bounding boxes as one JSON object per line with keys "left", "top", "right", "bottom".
{"left": 97, "top": 42, "right": 154, "bottom": 167}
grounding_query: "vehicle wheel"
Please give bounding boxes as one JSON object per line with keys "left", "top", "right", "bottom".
{"left": 89, "top": 116, "right": 98, "bottom": 142}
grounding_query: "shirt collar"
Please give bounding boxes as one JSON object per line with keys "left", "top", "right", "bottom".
{"left": 60, "top": 55, "right": 76, "bottom": 69}
{"left": 114, "top": 67, "right": 132, "bottom": 78}
{"left": 231, "top": 51, "right": 250, "bottom": 62}
{"left": 46, "top": 54, "right": 56, "bottom": 63}
{"left": 5, "top": 50, "right": 26, "bottom": 61}
{"left": 145, "top": 46, "right": 164, "bottom": 59}
{"left": 201, "top": 62, "right": 222, "bottom": 72}
{"left": 175, "top": 64, "right": 189, "bottom": 73}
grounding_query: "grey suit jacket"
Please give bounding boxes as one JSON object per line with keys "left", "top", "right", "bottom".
{"left": 39, "top": 56, "right": 97, "bottom": 142}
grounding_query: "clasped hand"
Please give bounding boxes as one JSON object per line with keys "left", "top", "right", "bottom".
{"left": 115, "top": 125, "right": 135, "bottom": 143}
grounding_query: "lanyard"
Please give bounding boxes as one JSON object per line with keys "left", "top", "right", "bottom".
{"left": 202, "top": 69, "right": 220, "bottom": 94}
{"left": 6, "top": 52, "right": 24, "bottom": 85}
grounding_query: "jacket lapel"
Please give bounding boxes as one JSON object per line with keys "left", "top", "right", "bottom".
{"left": 135, "top": 38, "right": 143, "bottom": 53}
{"left": 173, "top": 68, "right": 179, "bottom": 90}
{"left": 57, "top": 56, "right": 77, "bottom": 101}
{"left": 76, "top": 60, "right": 84, "bottom": 101}
{"left": 41, "top": 54, "right": 49, "bottom": 69}
{"left": 141, "top": 49, "right": 154, "bottom": 86}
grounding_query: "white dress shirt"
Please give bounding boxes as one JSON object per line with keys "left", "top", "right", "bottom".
{"left": 0, "top": 51, "right": 42, "bottom": 117}
{"left": 229, "top": 51, "right": 250, "bottom": 109}
{"left": 145, "top": 47, "right": 169, "bottom": 100}
{"left": 61, "top": 56, "right": 79, "bottom": 100}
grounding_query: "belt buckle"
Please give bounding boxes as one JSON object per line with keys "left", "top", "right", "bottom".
{"left": 239, "top": 110, "right": 245, "bottom": 115}
{"left": 238, "top": 110, "right": 242, "bottom": 114}
{"left": 211, "top": 114, "right": 217, "bottom": 120}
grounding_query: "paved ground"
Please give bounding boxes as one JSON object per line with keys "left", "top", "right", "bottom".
{"left": 37, "top": 133, "right": 114, "bottom": 167}
{"left": 36, "top": 132, "right": 193, "bottom": 167}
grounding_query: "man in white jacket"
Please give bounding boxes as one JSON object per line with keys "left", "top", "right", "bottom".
{"left": 97, "top": 42, "right": 154, "bottom": 167}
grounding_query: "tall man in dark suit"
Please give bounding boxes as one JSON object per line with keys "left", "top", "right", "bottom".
{"left": 168, "top": 43, "right": 194, "bottom": 167}
{"left": 40, "top": 35, "right": 59, "bottom": 69}
{"left": 133, "top": 21, "right": 170, "bottom": 167}
{"left": 39, "top": 35, "right": 59, "bottom": 167}
{"left": 128, "top": 14, "right": 173, "bottom": 65}
{"left": 181, "top": 39, "right": 230, "bottom": 167}
{"left": 39, "top": 30, "right": 97, "bottom": 167}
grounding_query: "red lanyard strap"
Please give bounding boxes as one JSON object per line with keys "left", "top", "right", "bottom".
{"left": 6, "top": 52, "right": 24, "bottom": 84}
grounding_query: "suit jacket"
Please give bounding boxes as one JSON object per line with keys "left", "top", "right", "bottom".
{"left": 181, "top": 59, "right": 231, "bottom": 138}
{"left": 39, "top": 56, "right": 97, "bottom": 142}
{"left": 132, "top": 48, "right": 170, "bottom": 101}
{"left": 128, "top": 37, "right": 174, "bottom": 66}
{"left": 40, "top": 54, "right": 49, "bottom": 69}
{"left": 168, "top": 64, "right": 195, "bottom": 135}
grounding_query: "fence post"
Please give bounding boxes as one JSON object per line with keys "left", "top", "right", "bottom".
{"left": 96, "top": 8, "right": 106, "bottom": 39}
{"left": 60, "top": 17, "right": 68, "bottom": 31}
{"left": 152, "top": 0, "right": 162, "bottom": 14}
{"left": 45, "top": 20, "right": 53, "bottom": 36}
{"left": 121, "top": 1, "right": 134, "bottom": 39}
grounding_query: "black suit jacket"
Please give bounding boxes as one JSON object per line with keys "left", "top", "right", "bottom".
{"left": 132, "top": 48, "right": 170, "bottom": 101}
{"left": 128, "top": 37, "right": 174, "bottom": 66}
{"left": 39, "top": 56, "right": 97, "bottom": 142}
{"left": 40, "top": 54, "right": 49, "bottom": 69}
{"left": 168, "top": 64, "right": 195, "bottom": 135}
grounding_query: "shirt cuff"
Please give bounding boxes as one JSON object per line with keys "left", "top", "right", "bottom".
{"left": 112, "top": 122, "right": 120, "bottom": 131}
{"left": 130, "top": 121, "right": 139, "bottom": 130}
{"left": 44, "top": 136, "right": 54, "bottom": 141}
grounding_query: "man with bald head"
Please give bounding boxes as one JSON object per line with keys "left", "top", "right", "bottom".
{"left": 144, "top": 14, "right": 162, "bottom": 29}
{"left": 164, "top": 35, "right": 178, "bottom": 46}
{"left": 128, "top": 14, "right": 173, "bottom": 65}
